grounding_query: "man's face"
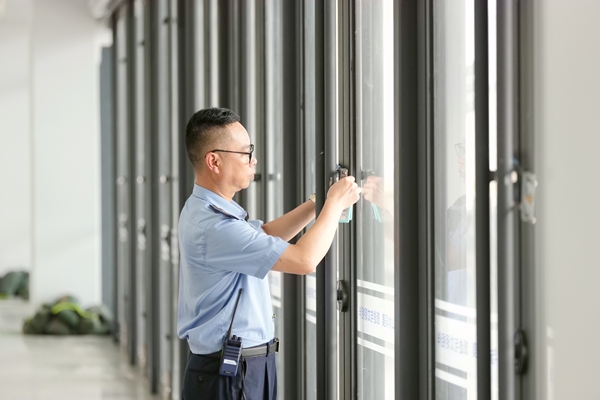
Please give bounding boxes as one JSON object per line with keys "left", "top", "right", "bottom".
{"left": 220, "top": 122, "right": 257, "bottom": 192}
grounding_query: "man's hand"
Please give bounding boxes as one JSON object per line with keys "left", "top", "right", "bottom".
{"left": 326, "top": 176, "right": 362, "bottom": 211}
{"left": 272, "top": 175, "right": 361, "bottom": 275}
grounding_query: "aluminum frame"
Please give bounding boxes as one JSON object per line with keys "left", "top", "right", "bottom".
{"left": 475, "top": 1, "right": 492, "bottom": 398}
{"left": 394, "top": 0, "right": 422, "bottom": 398}
{"left": 497, "top": 1, "right": 521, "bottom": 398}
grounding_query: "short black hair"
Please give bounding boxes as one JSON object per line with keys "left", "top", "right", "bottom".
{"left": 185, "top": 107, "right": 241, "bottom": 169}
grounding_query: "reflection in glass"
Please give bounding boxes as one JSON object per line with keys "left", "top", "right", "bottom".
{"left": 304, "top": 0, "right": 317, "bottom": 399}
{"left": 433, "top": 1, "right": 477, "bottom": 398}
{"left": 433, "top": 1, "right": 498, "bottom": 399}
{"left": 356, "top": 0, "right": 395, "bottom": 399}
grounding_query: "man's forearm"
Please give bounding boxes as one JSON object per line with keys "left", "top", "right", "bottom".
{"left": 271, "top": 200, "right": 345, "bottom": 274}
{"left": 262, "top": 200, "right": 316, "bottom": 241}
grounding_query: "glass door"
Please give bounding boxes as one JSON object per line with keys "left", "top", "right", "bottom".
{"left": 432, "top": 2, "right": 478, "bottom": 398}
{"left": 432, "top": 1, "right": 498, "bottom": 399}
{"left": 354, "top": 0, "right": 396, "bottom": 398}
{"left": 303, "top": 0, "right": 318, "bottom": 399}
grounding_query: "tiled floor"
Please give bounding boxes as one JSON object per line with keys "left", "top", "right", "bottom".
{"left": 0, "top": 300, "right": 160, "bottom": 400}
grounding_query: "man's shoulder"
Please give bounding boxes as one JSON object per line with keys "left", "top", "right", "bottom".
{"left": 181, "top": 198, "right": 246, "bottom": 235}
{"left": 180, "top": 197, "right": 216, "bottom": 230}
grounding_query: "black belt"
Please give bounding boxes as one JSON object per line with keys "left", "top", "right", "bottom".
{"left": 200, "top": 338, "right": 279, "bottom": 359}
{"left": 241, "top": 338, "right": 279, "bottom": 358}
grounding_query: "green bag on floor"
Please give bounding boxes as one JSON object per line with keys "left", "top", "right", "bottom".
{"left": 27, "top": 304, "right": 52, "bottom": 333}
{"left": 0, "top": 271, "right": 29, "bottom": 298}
{"left": 15, "top": 273, "right": 29, "bottom": 300}
{"left": 23, "top": 296, "right": 112, "bottom": 335}
{"left": 44, "top": 318, "right": 72, "bottom": 335}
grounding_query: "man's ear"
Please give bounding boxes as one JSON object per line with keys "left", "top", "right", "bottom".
{"left": 205, "top": 152, "right": 221, "bottom": 173}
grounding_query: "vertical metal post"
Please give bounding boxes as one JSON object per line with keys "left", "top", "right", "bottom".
{"left": 519, "top": 0, "right": 537, "bottom": 398}
{"left": 149, "top": 4, "right": 160, "bottom": 392}
{"left": 125, "top": 0, "right": 138, "bottom": 368}
{"left": 149, "top": 0, "right": 173, "bottom": 394}
{"left": 497, "top": 1, "right": 519, "bottom": 399}
{"left": 281, "top": 0, "right": 302, "bottom": 397}
{"left": 418, "top": 0, "right": 435, "bottom": 399}
{"left": 100, "top": 45, "right": 116, "bottom": 337}
{"left": 169, "top": 0, "right": 189, "bottom": 396}
{"left": 218, "top": 0, "right": 231, "bottom": 108}
{"left": 177, "top": 0, "right": 196, "bottom": 390}
{"left": 133, "top": 0, "right": 151, "bottom": 376}
{"left": 238, "top": 0, "right": 258, "bottom": 217}
{"left": 319, "top": 1, "right": 338, "bottom": 399}
{"left": 337, "top": 1, "right": 355, "bottom": 399}
{"left": 254, "top": 0, "right": 267, "bottom": 221}
{"left": 207, "top": 0, "right": 219, "bottom": 106}
{"left": 475, "top": 0, "right": 491, "bottom": 399}
{"left": 395, "top": 0, "right": 421, "bottom": 398}
{"left": 114, "top": 3, "right": 136, "bottom": 364}
{"left": 314, "top": 0, "right": 333, "bottom": 398}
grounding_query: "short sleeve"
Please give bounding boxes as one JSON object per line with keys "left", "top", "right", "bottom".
{"left": 246, "top": 219, "right": 264, "bottom": 230}
{"left": 205, "top": 218, "right": 289, "bottom": 279}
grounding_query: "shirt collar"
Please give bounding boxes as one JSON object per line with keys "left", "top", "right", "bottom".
{"left": 192, "top": 184, "right": 248, "bottom": 221}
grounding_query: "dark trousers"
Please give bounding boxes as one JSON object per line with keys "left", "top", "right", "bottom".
{"left": 182, "top": 346, "right": 277, "bottom": 400}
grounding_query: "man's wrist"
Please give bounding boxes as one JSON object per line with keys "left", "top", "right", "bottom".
{"left": 308, "top": 193, "right": 316, "bottom": 203}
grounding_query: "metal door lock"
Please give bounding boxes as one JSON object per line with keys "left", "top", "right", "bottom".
{"left": 337, "top": 280, "right": 349, "bottom": 312}
{"left": 514, "top": 329, "right": 528, "bottom": 374}
{"left": 520, "top": 172, "right": 537, "bottom": 224}
{"left": 511, "top": 159, "right": 538, "bottom": 224}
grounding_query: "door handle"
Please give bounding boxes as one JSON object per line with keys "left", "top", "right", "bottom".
{"left": 514, "top": 329, "right": 528, "bottom": 374}
{"left": 337, "top": 280, "right": 349, "bottom": 312}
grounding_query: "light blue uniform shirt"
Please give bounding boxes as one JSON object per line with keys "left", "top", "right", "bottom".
{"left": 177, "top": 184, "right": 290, "bottom": 355}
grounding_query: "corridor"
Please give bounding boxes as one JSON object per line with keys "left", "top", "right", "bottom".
{"left": 0, "top": 300, "right": 158, "bottom": 400}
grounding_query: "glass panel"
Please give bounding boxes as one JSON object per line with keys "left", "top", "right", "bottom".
{"left": 265, "top": 0, "right": 284, "bottom": 391}
{"left": 488, "top": 0, "right": 499, "bottom": 396}
{"left": 433, "top": 1, "right": 478, "bottom": 398}
{"left": 355, "top": 0, "right": 395, "bottom": 399}
{"left": 304, "top": 0, "right": 317, "bottom": 398}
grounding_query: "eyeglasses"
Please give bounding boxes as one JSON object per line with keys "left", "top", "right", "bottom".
{"left": 206, "top": 144, "right": 254, "bottom": 164}
{"left": 454, "top": 142, "right": 465, "bottom": 157}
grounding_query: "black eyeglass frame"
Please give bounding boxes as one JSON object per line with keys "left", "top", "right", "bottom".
{"left": 205, "top": 144, "right": 255, "bottom": 163}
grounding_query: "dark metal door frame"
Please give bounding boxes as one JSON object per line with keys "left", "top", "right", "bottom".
{"left": 113, "top": 3, "right": 137, "bottom": 366}
{"left": 418, "top": 0, "right": 435, "bottom": 399}
{"left": 474, "top": 1, "right": 492, "bottom": 399}
{"left": 518, "top": 1, "right": 537, "bottom": 398}
{"left": 100, "top": 44, "right": 116, "bottom": 339}
{"left": 314, "top": 1, "right": 338, "bottom": 398}
{"left": 280, "top": 0, "right": 304, "bottom": 396}
{"left": 149, "top": 0, "right": 173, "bottom": 395}
{"left": 338, "top": 1, "right": 356, "bottom": 399}
{"left": 395, "top": 0, "right": 422, "bottom": 398}
{"left": 133, "top": 0, "right": 152, "bottom": 378}
{"left": 497, "top": 1, "right": 522, "bottom": 399}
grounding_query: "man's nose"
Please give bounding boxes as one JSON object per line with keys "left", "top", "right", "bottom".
{"left": 251, "top": 156, "right": 257, "bottom": 166}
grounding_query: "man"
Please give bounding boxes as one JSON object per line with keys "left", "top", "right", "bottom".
{"left": 178, "top": 107, "right": 360, "bottom": 399}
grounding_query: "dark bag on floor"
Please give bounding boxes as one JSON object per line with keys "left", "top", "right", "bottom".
{"left": 23, "top": 296, "right": 113, "bottom": 335}
{"left": 0, "top": 271, "right": 29, "bottom": 299}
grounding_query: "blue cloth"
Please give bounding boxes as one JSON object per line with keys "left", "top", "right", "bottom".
{"left": 177, "top": 184, "right": 290, "bottom": 355}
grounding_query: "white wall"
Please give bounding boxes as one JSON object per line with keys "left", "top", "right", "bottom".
{"left": 0, "top": 0, "right": 108, "bottom": 307}
{"left": 0, "top": 0, "right": 32, "bottom": 276}
{"left": 535, "top": 0, "right": 600, "bottom": 398}
{"left": 29, "top": 0, "right": 108, "bottom": 307}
